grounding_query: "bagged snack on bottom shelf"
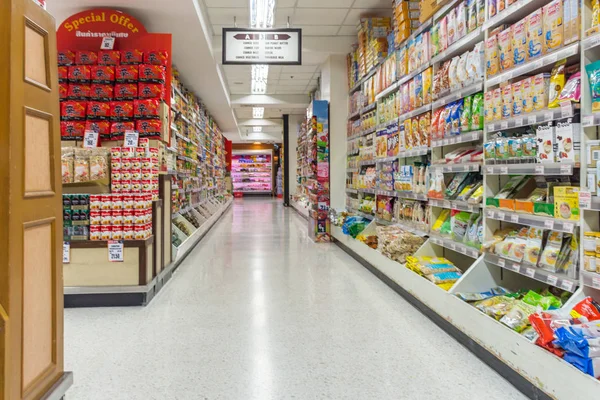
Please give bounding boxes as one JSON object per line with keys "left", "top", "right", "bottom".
{"left": 475, "top": 296, "right": 516, "bottom": 319}
{"left": 500, "top": 301, "right": 537, "bottom": 332}
{"left": 74, "top": 149, "right": 90, "bottom": 183}
{"left": 558, "top": 72, "right": 581, "bottom": 103}
{"left": 418, "top": 258, "right": 461, "bottom": 274}
{"left": 538, "top": 231, "right": 564, "bottom": 272}
{"left": 543, "top": 0, "right": 564, "bottom": 52}
{"left": 527, "top": 9, "right": 544, "bottom": 59}
{"left": 586, "top": 61, "right": 600, "bottom": 112}
{"left": 426, "top": 271, "right": 462, "bottom": 284}
{"left": 548, "top": 60, "right": 567, "bottom": 108}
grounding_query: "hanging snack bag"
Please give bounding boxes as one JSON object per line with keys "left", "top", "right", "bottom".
{"left": 548, "top": 60, "right": 566, "bottom": 108}
{"left": 60, "top": 121, "right": 85, "bottom": 139}
{"left": 527, "top": 9, "right": 544, "bottom": 59}
{"left": 559, "top": 71, "right": 581, "bottom": 103}
{"left": 58, "top": 49, "right": 75, "bottom": 66}
{"left": 447, "top": 8, "right": 457, "bottom": 45}
{"left": 121, "top": 49, "right": 144, "bottom": 65}
{"left": 98, "top": 50, "right": 120, "bottom": 66}
{"left": 85, "top": 120, "right": 110, "bottom": 139}
{"left": 586, "top": 61, "right": 600, "bottom": 112}
{"left": 116, "top": 65, "right": 139, "bottom": 83}
{"left": 76, "top": 51, "right": 97, "bottom": 65}
{"left": 90, "top": 65, "right": 115, "bottom": 84}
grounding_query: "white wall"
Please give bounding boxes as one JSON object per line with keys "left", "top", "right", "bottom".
{"left": 320, "top": 55, "right": 348, "bottom": 210}
{"left": 287, "top": 114, "right": 304, "bottom": 197}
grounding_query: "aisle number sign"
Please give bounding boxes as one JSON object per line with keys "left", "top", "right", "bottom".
{"left": 222, "top": 28, "right": 301, "bottom": 65}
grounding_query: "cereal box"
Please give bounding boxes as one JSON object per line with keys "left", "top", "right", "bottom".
{"left": 498, "top": 27, "right": 513, "bottom": 71}
{"left": 501, "top": 84, "right": 512, "bottom": 118}
{"left": 512, "top": 80, "right": 523, "bottom": 116}
{"left": 536, "top": 122, "right": 555, "bottom": 163}
{"left": 532, "top": 73, "right": 550, "bottom": 111}
{"left": 485, "top": 35, "right": 499, "bottom": 77}
{"left": 484, "top": 90, "right": 494, "bottom": 121}
{"left": 527, "top": 9, "right": 544, "bottom": 59}
{"left": 492, "top": 88, "right": 502, "bottom": 120}
{"left": 522, "top": 77, "right": 534, "bottom": 114}
{"left": 543, "top": 0, "right": 563, "bottom": 52}
{"left": 511, "top": 19, "right": 527, "bottom": 66}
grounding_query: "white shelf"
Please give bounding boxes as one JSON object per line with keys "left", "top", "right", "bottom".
{"left": 359, "top": 159, "right": 377, "bottom": 166}
{"left": 485, "top": 209, "right": 578, "bottom": 233}
{"left": 395, "top": 191, "right": 428, "bottom": 201}
{"left": 348, "top": 110, "right": 360, "bottom": 120}
{"left": 375, "top": 217, "right": 394, "bottom": 225}
{"left": 375, "top": 82, "right": 399, "bottom": 101}
{"left": 582, "top": 271, "right": 600, "bottom": 290}
{"left": 374, "top": 189, "right": 396, "bottom": 197}
{"left": 486, "top": 104, "right": 575, "bottom": 133}
{"left": 431, "top": 131, "right": 483, "bottom": 148}
{"left": 358, "top": 188, "right": 375, "bottom": 194}
{"left": 430, "top": 27, "right": 484, "bottom": 65}
{"left": 484, "top": 162, "right": 573, "bottom": 176}
{"left": 432, "top": 81, "right": 483, "bottom": 109}
{"left": 582, "top": 113, "right": 600, "bottom": 127}
{"left": 430, "top": 162, "right": 481, "bottom": 173}
{"left": 481, "top": 0, "right": 537, "bottom": 31}
{"left": 398, "top": 146, "right": 429, "bottom": 158}
{"left": 375, "top": 155, "right": 398, "bottom": 163}
{"left": 399, "top": 103, "right": 432, "bottom": 123}
{"left": 429, "top": 234, "right": 481, "bottom": 259}
{"left": 360, "top": 102, "right": 377, "bottom": 115}
{"left": 393, "top": 221, "right": 429, "bottom": 237}
{"left": 346, "top": 188, "right": 358, "bottom": 194}
{"left": 484, "top": 253, "right": 578, "bottom": 293}
{"left": 487, "top": 42, "right": 580, "bottom": 87}
{"left": 428, "top": 198, "right": 482, "bottom": 212}
{"left": 583, "top": 33, "right": 600, "bottom": 51}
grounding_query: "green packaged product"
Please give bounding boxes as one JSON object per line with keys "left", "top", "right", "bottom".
{"left": 495, "top": 137, "right": 509, "bottom": 160}
{"left": 452, "top": 211, "right": 471, "bottom": 242}
{"left": 586, "top": 60, "right": 600, "bottom": 113}
{"left": 461, "top": 95, "right": 473, "bottom": 132}
{"left": 484, "top": 140, "right": 495, "bottom": 160}
{"left": 471, "top": 92, "right": 484, "bottom": 130}
{"left": 500, "top": 301, "right": 537, "bottom": 332}
{"left": 522, "top": 134, "right": 537, "bottom": 158}
{"left": 508, "top": 136, "right": 523, "bottom": 159}
{"left": 522, "top": 290, "right": 562, "bottom": 310}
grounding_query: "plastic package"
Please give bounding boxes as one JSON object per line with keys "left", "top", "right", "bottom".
{"left": 500, "top": 301, "right": 537, "bottom": 332}
{"left": 471, "top": 92, "right": 484, "bottom": 129}
{"left": 559, "top": 72, "right": 581, "bottom": 103}
{"left": 548, "top": 60, "right": 566, "bottom": 108}
{"left": 523, "top": 228, "right": 543, "bottom": 266}
{"left": 475, "top": 296, "right": 516, "bottom": 319}
{"left": 586, "top": 61, "right": 600, "bottom": 112}
{"left": 426, "top": 271, "right": 462, "bottom": 284}
{"left": 452, "top": 211, "right": 471, "bottom": 242}
{"left": 538, "top": 231, "right": 563, "bottom": 271}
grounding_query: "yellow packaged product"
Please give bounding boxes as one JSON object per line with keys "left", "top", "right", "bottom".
{"left": 422, "top": 67, "right": 432, "bottom": 105}
{"left": 493, "top": 87, "right": 502, "bottom": 120}
{"left": 404, "top": 119, "right": 413, "bottom": 149}
{"left": 511, "top": 18, "right": 527, "bottom": 66}
{"left": 501, "top": 84, "right": 512, "bottom": 118}
{"left": 543, "top": 0, "right": 563, "bottom": 52}
{"left": 397, "top": 46, "right": 408, "bottom": 76}
{"left": 498, "top": 27, "right": 513, "bottom": 71}
{"left": 432, "top": 209, "right": 451, "bottom": 232}
{"left": 412, "top": 117, "right": 420, "bottom": 147}
{"left": 484, "top": 90, "right": 494, "bottom": 121}
{"left": 554, "top": 186, "right": 580, "bottom": 221}
{"left": 512, "top": 80, "right": 523, "bottom": 116}
{"left": 527, "top": 9, "right": 544, "bottom": 59}
{"left": 521, "top": 76, "right": 534, "bottom": 113}
{"left": 485, "top": 35, "right": 499, "bottom": 77}
{"left": 533, "top": 73, "right": 550, "bottom": 111}
{"left": 548, "top": 59, "right": 566, "bottom": 108}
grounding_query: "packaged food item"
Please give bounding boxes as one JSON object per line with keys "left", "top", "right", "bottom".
{"left": 451, "top": 99, "right": 463, "bottom": 135}
{"left": 86, "top": 101, "right": 110, "bottom": 120}
{"left": 539, "top": 231, "right": 563, "bottom": 271}
{"left": 138, "top": 64, "right": 166, "bottom": 83}
{"left": 484, "top": 140, "right": 495, "bottom": 160}
{"left": 554, "top": 186, "right": 580, "bottom": 221}
{"left": 471, "top": 92, "right": 484, "bottom": 129}
{"left": 89, "top": 149, "right": 109, "bottom": 180}
{"left": 90, "top": 65, "right": 115, "bottom": 84}
{"left": 502, "top": 84, "right": 512, "bottom": 118}
{"left": 461, "top": 95, "right": 473, "bottom": 131}
{"left": 426, "top": 271, "right": 462, "bottom": 284}
{"left": 536, "top": 122, "right": 556, "bottom": 162}
{"left": 475, "top": 296, "right": 516, "bottom": 319}
{"left": 522, "top": 76, "right": 534, "bottom": 113}
{"left": 498, "top": 27, "right": 513, "bottom": 71}
{"left": 522, "top": 228, "right": 543, "bottom": 266}
{"left": 452, "top": 211, "right": 471, "bottom": 242}
{"left": 85, "top": 120, "right": 110, "bottom": 139}
{"left": 467, "top": 0, "right": 478, "bottom": 33}
{"left": 75, "top": 51, "right": 97, "bottom": 65}
{"left": 512, "top": 18, "right": 527, "bottom": 65}
{"left": 500, "top": 301, "right": 537, "bottom": 332}
{"left": 543, "top": 0, "right": 564, "bottom": 52}
{"left": 488, "top": 0, "right": 497, "bottom": 19}
{"left": 527, "top": 9, "right": 544, "bottom": 59}
{"left": 512, "top": 80, "right": 523, "bottom": 115}
{"left": 67, "top": 83, "right": 90, "bottom": 100}
{"left": 447, "top": 9, "right": 457, "bottom": 45}
{"left": 58, "top": 66, "right": 68, "bottom": 82}
{"left": 448, "top": 57, "right": 459, "bottom": 90}
{"left": 89, "top": 84, "right": 113, "bottom": 101}
{"left": 414, "top": 73, "right": 423, "bottom": 107}
{"left": 477, "top": 0, "right": 485, "bottom": 27}
{"left": 58, "top": 49, "right": 75, "bottom": 66}
{"left": 115, "top": 65, "right": 139, "bottom": 82}
{"left": 114, "top": 83, "right": 138, "bottom": 100}
{"left": 422, "top": 67, "right": 432, "bottom": 105}
{"left": 548, "top": 60, "right": 566, "bottom": 108}
{"left": 492, "top": 88, "right": 502, "bottom": 120}
{"left": 533, "top": 73, "right": 550, "bottom": 111}
{"left": 121, "top": 49, "right": 144, "bottom": 64}
{"left": 456, "top": 52, "right": 469, "bottom": 87}
{"left": 138, "top": 83, "right": 165, "bottom": 99}
{"left": 456, "top": 1, "right": 467, "bottom": 38}
{"left": 68, "top": 65, "right": 91, "bottom": 82}
{"left": 60, "top": 120, "right": 85, "bottom": 138}
{"left": 133, "top": 99, "right": 160, "bottom": 119}
{"left": 484, "top": 91, "right": 493, "bottom": 121}
{"left": 144, "top": 50, "right": 169, "bottom": 66}
{"left": 136, "top": 120, "right": 162, "bottom": 137}
{"left": 74, "top": 149, "right": 90, "bottom": 183}
{"left": 497, "top": 0, "right": 505, "bottom": 13}
{"left": 556, "top": 118, "right": 580, "bottom": 162}
{"left": 508, "top": 136, "right": 522, "bottom": 159}
{"left": 485, "top": 35, "right": 499, "bottom": 77}
{"left": 110, "top": 101, "right": 134, "bottom": 121}
{"left": 98, "top": 50, "right": 120, "bottom": 66}
{"left": 587, "top": 61, "right": 600, "bottom": 113}
{"left": 61, "top": 149, "right": 74, "bottom": 183}
{"left": 559, "top": 72, "right": 581, "bottom": 103}
{"left": 522, "top": 134, "right": 537, "bottom": 158}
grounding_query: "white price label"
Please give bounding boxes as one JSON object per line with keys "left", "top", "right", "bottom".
{"left": 562, "top": 222, "right": 574, "bottom": 233}
{"left": 515, "top": 118, "right": 523, "bottom": 126}
{"left": 63, "top": 242, "right": 70, "bottom": 264}
{"left": 525, "top": 268, "right": 536, "bottom": 278}
{"left": 510, "top": 214, "right": 519, "bottom": 223}
{"left": 486, "top": 166, "right": 494, "bottom": 174}
{"left": 591, "top": 35, "right": 600, "bottom": 47}
{"left": 469, "top": 250, "right": 479, "bottom": 258}
{"left": 108, "top": 240, "right": 124, "bottom": 262}
{"left": 560, "top": 165, "right": 571, "bottom": 175}
{"left": 547, "top": 274, "right": 559, "bottom": 286}
{"left": 488, "top": 211, "right": 495, "bottom": 218}
{"left": 500, "top": 166, "right": 508, "bottom": 175}
{"left": 443, "top": 139, "right": 450, "bottom": 145}
{"left": 544, "top": 112, "right": 553, "bottom": 121}
{"left": 544, "top": 220, "right": 555, "bottom": 229}
{"left": 443, "top": 201, "right": 451, "bottom": 209}
{"left": 124, "top": 130, "right": 139, "bottom": 147}
{"left": 498, "top": 258, "right": 506, "bottom": 267}
{"left": 500, "top": 121, "right": 508, "bottom": 129}
{"left": 561, "top": 103, "right": 571, "bottom": 118}
{"left": 511, "top": 263, "right": 520, "bottom": 272}
{"left": 583, "top": 115, "right": 594, "bottom": 127}
{"left": 593, "top": 277, "right": 600, "bottom": 289}
{"left": 580, "top": 190, "right": 592, "bottom": 209}
{"left": 560, "top": 280, "right": 574, "bottom": 292}
{"left": 83, "top": 130, "right": 99, "bottom": 148}
{"left": 449, "top": 138, "right": 456, "bottom": 144}
{"left": 448, "top": 242, "right": 456, "bottom": 250}
{"left": 100, "top": 36, "right": 116, "bottom": 49}
{"left": 467, "top": 205, "right": 474, "bottom": 212}
{"left": 497, "top": 212, "right": 506, "bottom": 220}
{"left": 527, "top": 116, "right": 537, "bottom": 125}
{"left": 533, "top": 60, "right": 543, "bottom": 69}
{"left": 534, "top": 165, "right": 544, "bottom": 174}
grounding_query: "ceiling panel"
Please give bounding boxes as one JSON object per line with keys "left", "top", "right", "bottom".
{"left": 282, "top": 65, "right": 319, "bottom": 73}
{"left": 292, "top": 8, "right": 349, "bottom": 25}
{"left": 342, "top": 8, "right": 391, "bottom": 25}
{"left": 279, "top": 72, "right": 315, "bottom": 80}
{"left": 205, "top": 0, "right": 247, "bottom": 7}
{"left": 277, "top": 79, "right": 311, "bottom": 86}
{"left": 275, "top": 86, "right": 308, "bottom": 92}
{"left": 297, "top": 25, "right": 340, "bottom": 36}
{"left": 296, "top": 0, "right": 355, "bottom": 8}
{"left": 274, "top": 8, "right": 296, "bottom": 26}
{"left": 337, "top": 25, "right": 358, "bottom": 35}
{"left": 207, "top": 7, "right": 249, "bottom": 25}
{"left": 352, "top": 0, "right": 395, "bottom": 7}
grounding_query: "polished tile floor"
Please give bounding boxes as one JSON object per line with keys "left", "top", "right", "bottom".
{"left": 65, "top": 198, "right": 527, "bottom": 400}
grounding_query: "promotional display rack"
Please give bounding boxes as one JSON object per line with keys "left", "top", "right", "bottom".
{"left": 57, "top": 9, "right": 231, "bottom": 307}
{"left": 231, "top": 151, "right": 273, "bottom": 195}
{"left": 335, "top": 0, "right": 600, "bottom": 397}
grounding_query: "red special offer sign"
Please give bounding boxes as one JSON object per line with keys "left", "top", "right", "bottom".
{"left": 57, "top": 9, "right": 147, "bottom": 41}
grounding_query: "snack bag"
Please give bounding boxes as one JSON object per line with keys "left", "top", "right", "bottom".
{"left": 144, "top": 50, "right": 169, "bottom": 66}
{"left": 58, "top": 49, "right": 75, "bottom": 66}
{"left": 447, "top": 9, "right": 457, "bottom": 45}
{"left": 498, "top": 28, "right": 513, "bottom": 71}
{"left": 414, "top": 73, "right": 423, "bottom": 107}
{"left": 586, "top": 61, "right": 600, "bottom": 112}
{"left": 76, "top": 51, "right": 97, "bottom": 65}
{"left": 543, "top": 0, "right": 564, "bottom": 52}
{"left": 90, "top": 84, "right": 113, "bottom": 101}
{"left": 116, "top": 65, "right": 139, "bottom": 82}
{"left": 548, "top": 60, "right": 566, "bottom": 108}
{"left": 422, "top": 67, "right": 432, "bottom": 105}
{"left": 461, "top": 95, "right": 473, "bottom": 132}
{"left": 472, "top": 92, "right": 484, "bottom": 129}
{"left": 512, "top": 19, "right": 527, "bottom": 66}
{"left": 456, "top": 1, "right": 467, "bottom": 38}
{"left": 86, "top": 101, "right": 110, "bottom": 120}
{"left": 527, "top": 9, "right": 544, "bottom": 59}
{"left": 559, "top": 71, "right": 581, "bottom": 103}
{"left": 67, "top": 83, "right": 90, "bottom": 100}
{"left": 114, "top": 83, "right": 138, "bottom": 100}
{"left": 468, "top": 0, "right": 478, "bottom": 32}
{"left": 68, "top": 65, "right": 91, "bottom": 82}
{"left": 485, "top": 35, "right": 499, "bottom": 77}
{"left": 538, "top": 231, "right": 563, "bottom": 271}
{"left": 138, "top": 64, "right": 166, "bottom": 83}
{"left": 121, "top": 49, "right": 144, "bottom": 65}
{"left": 138, "top": 83, "right": 165, "bottom": 99}
{"left": 98, "top": 50, "right": 120, "bottom": 66}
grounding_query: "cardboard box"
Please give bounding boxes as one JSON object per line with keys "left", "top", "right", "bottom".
{"left": 420, "top": 0, "right": 442, "bottom": 23}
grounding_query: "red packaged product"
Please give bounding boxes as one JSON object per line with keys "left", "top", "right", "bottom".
{"left": 123, "top": 224, "right": 134, "bottom": 240}
{"left": 90, "top": 65, "right": 115, "bottom": 83}
{"left": 110, "top": 101, "right": 134, "bottom": 121}
{"left": 115, "top": 65, "right": 139, "bottom": 82}
{"left": 114, "top": 83, "right": 138, "bottom": 100}
{"left": 110, "top": 121, "right": 135, "bottom": 137}
{"left": 68, "top": 65, "right": 91, "bottom": 82}
{"left": 121, "top": 49, "right": 143, "bottom": 65}
{"left": 59, "top": 83, "right": 69, "bottom": 100}
{"left": 529, "top": 312, "right": 556, "bottom": 345}
{"left": 58, "top": 66, "right": 68, "bottom": 82}
{"left": 144, "top": 50, "right": 168, "bottom": 66}
{"left": 60, "top": 121, "right": 85, "bottom": 138}
{"left": 76, "top": 51, "right": 98, "bottom": 65}
{"left": 133, "top": 99, "right": 160, "bottom": 119}
{"left": 136, "top": 120, "right": 161, "bottom": 137}
{"left": 138, "top": 64, "right": 166, "bottom": 83}
{"left": 98, "top": 50, "right": 120, "bottom": 66}
{"left": 571, "top": 297, "right": 600, "bottom": 321}
{"left": 58, "top": 50, "right": 76, "bottom": 65}
{"left": 138, "top": 83, "right": 164, "bottom": 99}
{"left": 85, "top": 120, "right": 111, "bottom": 138}
{"left": 61, "top": 100, "right": 87, "bottom": 120}
{"left": 90, "top": 84, "right": 113, "bottom": 101}
{"left": 67, "top": 83, "right": 90, "bottom": 100}
{"left": 87, "top": 101, "right": 111, "bottom": 120}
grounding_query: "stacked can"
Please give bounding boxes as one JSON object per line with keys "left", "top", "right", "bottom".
{"left": 89, "top": 193, "right": 152, "bottom": 240}
{"left": 110, "top": 146, "right": 160, "bottom": 200}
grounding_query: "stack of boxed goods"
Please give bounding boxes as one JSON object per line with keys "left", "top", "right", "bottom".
{"left": 393, "top": 0, "right": 421, "bottom": 44}
{"left": 358, "top": 17, "right": 392, "bottom": 76}
{"left": 89, "top": 193, "right": 153, "bottom": 241}
{"left": 347, "top": 44, "right": 360, "bottom": 89}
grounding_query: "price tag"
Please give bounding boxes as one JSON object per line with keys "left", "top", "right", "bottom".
{"left": 560, "top": 165, "right": 571, "bottom": 175}
{"left": 511, "top": 263, "right": 520, "bottom": 272}
{"left": 544, "top": 112, "right": 553, "bottom": 121}
{"left": 500, "top": 121, "right": 508, "bottom": 129}
{"left": 100, "top": 36, "right": 116, "bottom": 50}
{"left": 108, "top": 240, "right": 124, "bottom": 262}
{"left": 544, "top": 220, "right": 555, "bottom": 229}
{"left": 443, "top": 138, "right": 450, "bottom": 145}
{"left": 560, "top": 280, "right": 574, "bottom": 292}
{"left": 467, "top": 205, "right": 474, "bottom": 212}
{"left": 124, "top": 130, "right": 139, "bottom": 147}
{"left": 448, "top": 242, "right": 456, "bottom": 250}
{"left": 469, "top": 250, "right": 479, "bottom": 258}
{"left": 488, "top": 210, "right": 495, "bottom": 218}
{"left": 63, "top": 242, "right": 70, "bottom": 264}
{"left": 515, "top": 117, "right": 523, "bottom": 126}
{"left": 486, "top": 166, "right": 494, "bottom": 174}
{"left": 583, "top": 115, "right": 594, "bottom": 127}
{"left": 547, "top": 274, "right": 559, "bottom": 286}
{"left": 498, "top": 258, "right": 505, "bottom": 267}
{"left": 560, "top": 102, "right": 571, "bottom": 118}
{"left": 532, "top": 60, "right": 543, "bottom": 69}
{"left": 83, "top": 130, "right": 99, "bottom": 148}
{"left": 525, "top": 268, "right": 536, "bottom": 278}
{"left": 527, "top": 115, "right": 537, "bottom": 125}
{"left": 449, "top": 138, "right": 456, "bottom": 144}
{"left": 593, "top": 277, "right": 600, "bottom": 289}
{"left": 497, "top": 211, "right": 506, "bottom": 220}
{"left": 500, "top": 166, "right": 508, "bottom": 174}
{"left": 510, "top": 214, "right": 519, "bottom": 223}
{"left": 562, "top": 222, "right": 574, "bottom": 233}
{"left": 443, "top": 200, "right": 451, "bottom": 209}
{"left": 580, "top": 190, "right": 592, "bottom": 209}
{"left": 534, "top": 165, "right": 544, "bottom": 174}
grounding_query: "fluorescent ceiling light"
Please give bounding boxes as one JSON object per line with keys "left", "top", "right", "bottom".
{"left": 250, "top": 0, "right": 275, "bottom": 29}
{"left": 254, "top": 141, "right": 261, "bottom": 144}
{"left": 253, "top": 126, "right": 262, "bottom": 132}
{"left": 253, "top": 107, "right": 265, "bottom": 118}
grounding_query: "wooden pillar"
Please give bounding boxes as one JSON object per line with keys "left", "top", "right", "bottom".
{"left": 0, "top": 1, "right": 69, "bottom": 399}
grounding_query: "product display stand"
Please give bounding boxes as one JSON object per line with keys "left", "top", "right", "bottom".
{"left": 231, "top": 150, "right": 273, "bottom": 195}
{"left": 334, "top": 0, "right": 600, "bottom": 396}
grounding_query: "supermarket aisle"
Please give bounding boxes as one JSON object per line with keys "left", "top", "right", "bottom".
{"left": 64, "top": 198, "right": 527, "bottom": 400}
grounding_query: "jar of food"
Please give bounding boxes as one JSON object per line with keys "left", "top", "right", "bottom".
{"left": 584, "top": 251, "right": 597, "bottom": 272}
{"left": 584, "top": 232, "right": 598, "bottom": 252}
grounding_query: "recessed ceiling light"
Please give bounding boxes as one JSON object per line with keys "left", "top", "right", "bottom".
{"left": 253, "top": 126, "right": 262, "bottom": 132}
{"left": 253, "top": 107, "right": 264, "bottom": 118}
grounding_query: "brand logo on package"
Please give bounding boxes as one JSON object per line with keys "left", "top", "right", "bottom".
{"left": 222, "top": 28, "right": 302, "bottom": 65}
{"left": 57, "top": 9, "right": 148, "bottom": 39}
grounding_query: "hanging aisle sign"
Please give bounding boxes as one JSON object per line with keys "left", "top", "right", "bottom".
{"left": 222, "top": 28, "right": 302, "bottom": 65}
